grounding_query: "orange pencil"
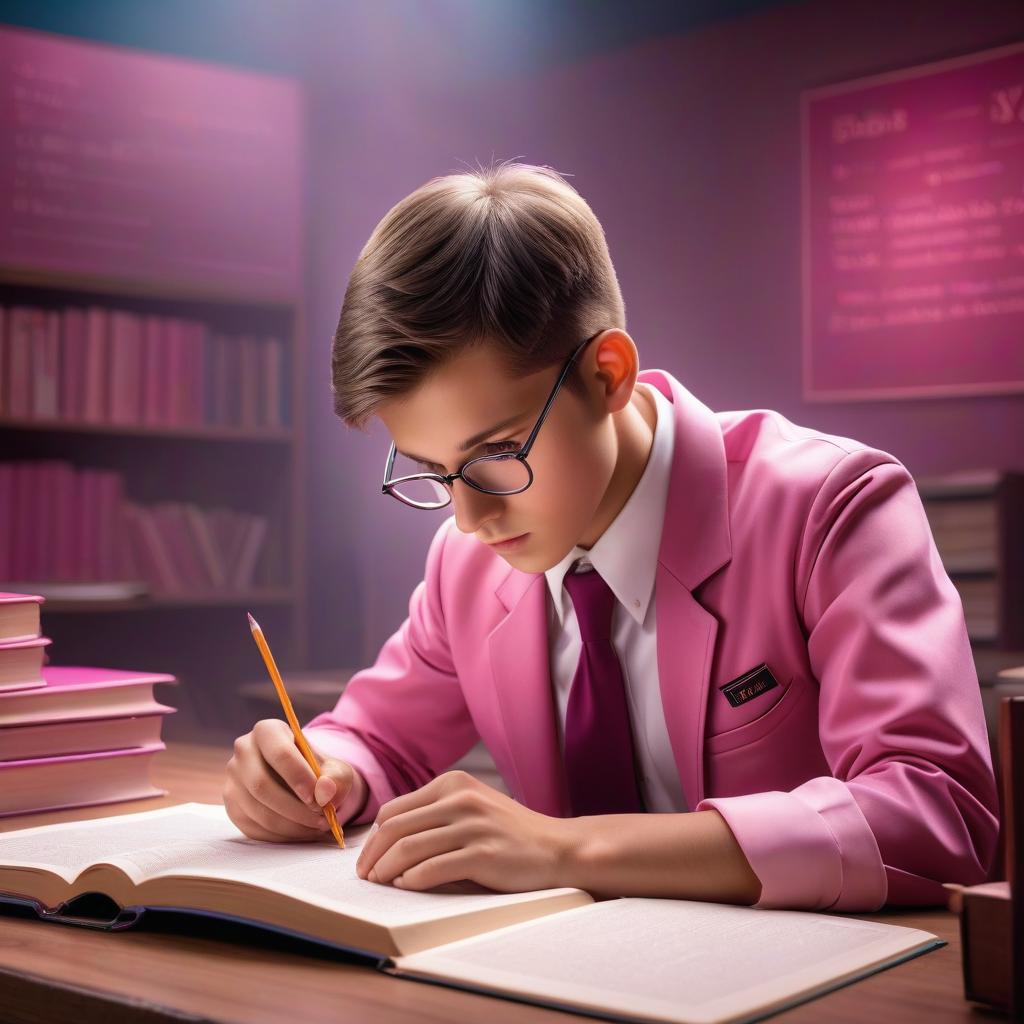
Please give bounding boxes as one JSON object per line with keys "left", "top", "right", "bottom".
{"left": 246, "top": 612, "right": 345, "bottom": 849}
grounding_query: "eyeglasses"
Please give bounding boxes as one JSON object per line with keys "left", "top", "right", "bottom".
{"left": 382, "top": 331, "right": 602, "bottom": 510}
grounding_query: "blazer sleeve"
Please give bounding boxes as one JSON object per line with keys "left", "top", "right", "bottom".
{"left": 301, "top": 517, "right": 479, "bottom": 825}
{"left": 696, "top": 451, "right": 1000, "bottom": 911}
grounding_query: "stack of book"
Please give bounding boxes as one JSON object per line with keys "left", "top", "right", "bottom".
{"left": 0, "top": 591, "right": 178, "bottom": 817}
{"left": 0, "top": 303, "right": 290, "bottom": 430}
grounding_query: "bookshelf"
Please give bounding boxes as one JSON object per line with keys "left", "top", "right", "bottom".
{"left": 0, "top": 268, "right": 309, "bottom": 744}
{"left": 916, "top": 470, "right": 1024, "bottom": 649}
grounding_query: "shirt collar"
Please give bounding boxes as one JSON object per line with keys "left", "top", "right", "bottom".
{"left": 544, "top": 380, "right": 675, "bottom": 628}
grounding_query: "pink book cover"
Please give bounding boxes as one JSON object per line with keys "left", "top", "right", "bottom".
{"left": 239, "top": 334, "right": 257, "bottom": 429}
{"left": 84, "top": 306, "right": 109, "bottom": 423}
{"left": 265, "top": 336, "right": 283, "bottom": 429}
{"left": 79, "top": 469, "right": 105, "bottom": 581}
{"left": 60, "top": 307, "right": 87, "bottom": 421}
{"left": 214, "top": 333, "right": 231, "bottom": 425}
{"left": 11, "top": 462, "right": 35, "bottom": 580}
{"left": 211, "top": 506, "right": 246, "bottom": 586}
{"left": 0, "top": 635, "right": 52, "bottom": 693}
{"left": 0, "top": 742, "right": 168, "bottom": 818}
{"left": 0, "top": 664, "right": 177, "bottom": 723}
{"left": 51, "top": 462, "right": 78, "bottom": 581}
{"left": 28, "top": 664, "right": 176, "bottom": 693}
{"left": 131, "top": 505, "right": 184, "bottom": 593}
{"left": 0, "top": 305, "right": 5, "bottom": 417}
{"left": 183, "top": 504, "right": 227, "bottom": 589}
{"left": 0, "top": 592, "right": 44, "bottom": 644}
{"left": 0, "top": 740, "right": 165, "bottom": 770}
{"left": 232, "top": 515, "right": 269, "bottom": 590}
{"left": 31, "top": 311, "right": 59, "bottom": 419}
{"left": 0, "top": 466, "right": 14, "bottom": 580}
{"left": 7, "top": 307, "right": 33, "bottom": 419}
{"left": 153, "top": 504, "right": 209, "bottom": 590}
{"left": 109, "top": 311, "right": 142, "bottom": 425}
{"left": 122, "top": 504, "right": 159, "bottom": 590}
{"left": 190, "top": 321, "right": 206, "bottom": 426}
{"left": 141, "top": 314, "right": 162, "bottom": 427}
{"left": 31, "top": 462, "right": 54, "bottom": 582}
{"left": 163, "top": 317, "right": 185, "bottom": 427}
{"left": 95, "top": 471, "right": 124, "bottom": 579}
{"left": 0, "top": 664, "right": 178, "bottom": 724}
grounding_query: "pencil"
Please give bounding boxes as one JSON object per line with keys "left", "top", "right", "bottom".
{"left": 246, "top": 612, "right": 345, "bottom": 849}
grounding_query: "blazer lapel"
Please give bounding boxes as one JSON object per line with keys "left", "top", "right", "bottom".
{"left": 487, "top": 569, "right": 570, "bottom": 817}
{"left": 640, "top": 369, "right": 732, "bottom": 809}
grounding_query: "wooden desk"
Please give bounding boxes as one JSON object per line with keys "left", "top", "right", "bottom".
{"left": 0, "top": 742, "right": 978, "bottom": 1024}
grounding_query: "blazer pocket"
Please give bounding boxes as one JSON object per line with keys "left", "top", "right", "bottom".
{"left": 705, "top": 675, "right": 810, "bottom": 755}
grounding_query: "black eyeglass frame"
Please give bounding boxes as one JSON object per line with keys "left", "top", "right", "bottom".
{"left": 381, "top": 330, "right": 602, "bottom": 510}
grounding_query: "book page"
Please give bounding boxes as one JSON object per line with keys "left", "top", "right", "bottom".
{"left": 0, "top": 804, "right": 228, "bottom": 882}
{"left": 0, "top": 802, "right": 585, "bottom": 928}
{"left": 394, "top": 897, "right": 941, "bottom": 1024}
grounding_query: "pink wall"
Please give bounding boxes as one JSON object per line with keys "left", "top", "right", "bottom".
{"left": 305, "top": 0, "right": 1024, "bottom": 669}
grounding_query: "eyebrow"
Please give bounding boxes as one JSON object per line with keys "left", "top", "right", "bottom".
{"left": 397, "top": 410, "right": 531, "bottom": 466}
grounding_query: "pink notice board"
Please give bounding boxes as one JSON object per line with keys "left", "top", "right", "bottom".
{"left": 801, "top": 40, "right": 1024, "bottom": 401}
{"left": 0, "top": 27, "right": 303, "bottom": 299}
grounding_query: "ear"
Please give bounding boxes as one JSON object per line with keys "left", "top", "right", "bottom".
{"left": 589, "top": 329, "right": 640, "bottom": 414}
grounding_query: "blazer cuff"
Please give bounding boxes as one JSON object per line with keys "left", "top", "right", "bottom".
{"left": 696, "top": 777, "right": 887, "bottom": 911}
{"left": 301, "top": 726, "right": 399, "bottom": 825}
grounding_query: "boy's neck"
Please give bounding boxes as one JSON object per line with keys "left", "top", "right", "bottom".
{"left": 577, "top": 384, "right": 658, "bottom": 550}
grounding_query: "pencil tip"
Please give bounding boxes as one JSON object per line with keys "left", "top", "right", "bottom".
{"left": 247, "top": 611, "right": 258, "bottom": 631}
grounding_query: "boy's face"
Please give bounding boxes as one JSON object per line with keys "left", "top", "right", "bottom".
{"left": 377, "top": 332, "right": 643, "bottom": 573}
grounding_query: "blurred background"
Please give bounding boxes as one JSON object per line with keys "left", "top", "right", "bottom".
{"left": 1, "top": 0, "right": 1023, "bottom": 757}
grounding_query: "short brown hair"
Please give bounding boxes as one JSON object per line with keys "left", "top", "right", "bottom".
{"left": 331, "top": 159, "right": 626, "bottom": 429}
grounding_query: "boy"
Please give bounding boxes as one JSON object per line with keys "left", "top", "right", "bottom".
{"left": 223, "top": 161, "right": 999, "bottom": 911}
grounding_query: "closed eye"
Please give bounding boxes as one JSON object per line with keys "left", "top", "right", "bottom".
{"left": 417, "top": 438, "right": 521, "bottom": 473}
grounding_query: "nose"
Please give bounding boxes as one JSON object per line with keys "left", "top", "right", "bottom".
{"left": 451, "top": 480, "right": 504, "bottom": 536}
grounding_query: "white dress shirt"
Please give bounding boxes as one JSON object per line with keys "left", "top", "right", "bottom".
{"left": 543, "top": 381, "right": 688, "bottom": 814}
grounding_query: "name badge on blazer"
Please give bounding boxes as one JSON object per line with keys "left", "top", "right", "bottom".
{"left": 719, "top": 663, "right": 779, "bottom": 709}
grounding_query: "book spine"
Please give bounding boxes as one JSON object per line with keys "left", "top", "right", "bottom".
{"left": 8, "top": 308, "right": 32, "bottom": 419}
{"left": 61, "top": 308, "right": 86, "bottom": 421}
{"left": 84, "top": 307, "right": 109, "bottom": 424}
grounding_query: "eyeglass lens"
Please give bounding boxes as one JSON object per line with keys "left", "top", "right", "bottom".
{"left": 388, "top": 450, "right": 530, "bottom": 507}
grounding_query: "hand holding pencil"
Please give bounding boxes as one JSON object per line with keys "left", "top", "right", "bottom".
{"left": 234, "top": 614, "right": 364, "bottom": 847}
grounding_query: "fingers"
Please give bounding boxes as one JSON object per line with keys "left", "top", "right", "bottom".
{"left": 357, "top": 798, "right": 470, "bottom": 879}
{"left": 254, "top": 719, "right": 322, "bottom": 806}
{"left": 313, "top": 759, "right": 363, "bottom": 821}
{"left": 223, "top": 720, "right": 332, "bottom": 840}
{"left": 392, "top": 848, "right": 477, "bottom": 891}
{"left": 363, "top": 823, "right": 463, "bottom": 885}
{"left": 224, "top": 775, "right": 329, "bottom": 842}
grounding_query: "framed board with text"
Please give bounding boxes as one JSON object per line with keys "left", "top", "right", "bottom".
{"left": 801, "top": 40, "right": 1024, "bottom": 401}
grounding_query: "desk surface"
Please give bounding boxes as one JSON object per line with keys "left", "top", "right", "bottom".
{"left": 0, "top": 742, "right": 977, "bottom": 1024}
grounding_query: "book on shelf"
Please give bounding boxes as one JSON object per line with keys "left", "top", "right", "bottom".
{"left": 916, "top": 469, "right": 1024, "bottom": 646}
{"left": 0, "top": 460, "right": 273, "bottom": 596}
{"left": 0, "top": 303, "right": 289, "bottom": 430}
{"left": 0, "top": 803, "right": 945, "bottom": 1024}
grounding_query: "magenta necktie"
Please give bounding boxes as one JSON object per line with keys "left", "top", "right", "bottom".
{"left": 562, "top": 566, "right": 646, "bottom": 816}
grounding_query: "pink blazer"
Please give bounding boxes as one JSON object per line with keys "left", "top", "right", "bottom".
{"left": 304, "top": 368, "right": 999, "bottom": 911}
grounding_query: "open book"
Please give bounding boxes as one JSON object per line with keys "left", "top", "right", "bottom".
{"left": 0, "top": 803, "right": 944, "bottom": 1024}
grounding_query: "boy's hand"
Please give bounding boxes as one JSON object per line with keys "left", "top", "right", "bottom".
{"left": 223, "top": 718, "right": 369, "bottom": 842}
{"left": 355, "top": 770, "right": 571, "bottom": 892}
